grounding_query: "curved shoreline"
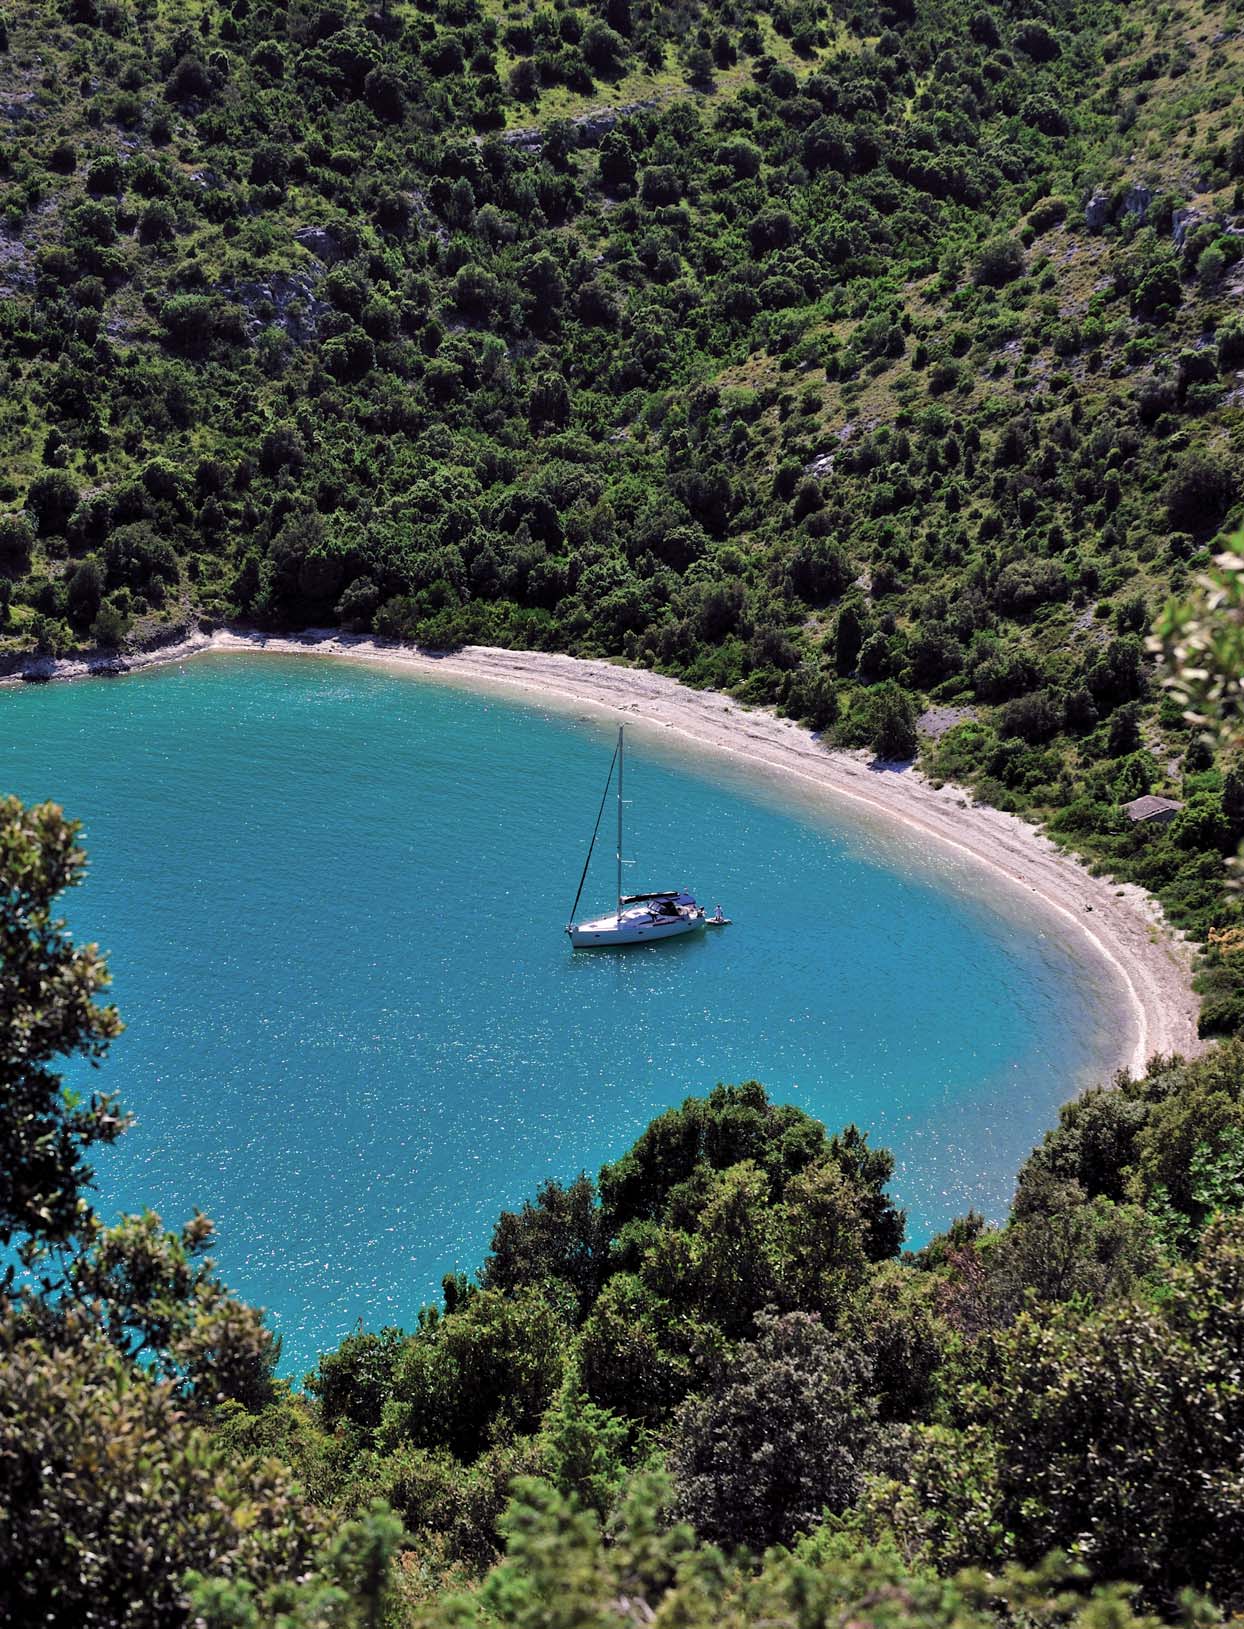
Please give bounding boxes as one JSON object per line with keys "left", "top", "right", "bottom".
{"left": 4, "top": 625, "right": 1203, "bottom": 1074}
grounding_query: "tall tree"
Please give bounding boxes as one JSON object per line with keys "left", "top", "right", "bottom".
{"left": 668, "top": 1310, "right": 876, "bottom": 1550}
{"left": 0, "top": 796, "right": 124, "bottom": 1256}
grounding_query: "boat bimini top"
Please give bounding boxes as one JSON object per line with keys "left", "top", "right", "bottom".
{"left": 620, "top": 891, "right": 698, "bottom": 906}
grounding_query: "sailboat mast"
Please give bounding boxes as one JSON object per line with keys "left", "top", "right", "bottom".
{"left": 616, "top": 725, "right": 624, "bottom": 921}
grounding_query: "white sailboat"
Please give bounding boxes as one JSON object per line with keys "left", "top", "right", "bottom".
{"left": 566, "top": 726, "right": 718, "bottom": 947}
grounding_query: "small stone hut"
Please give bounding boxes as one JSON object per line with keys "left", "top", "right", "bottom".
{"left": 1123, "top": 794, "right": 1183, "bottom": 826}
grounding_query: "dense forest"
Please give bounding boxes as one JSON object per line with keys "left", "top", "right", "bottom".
{"left": 4, "top": 0, "right": 1244, "bottom": 1024}
{"left": 7, "top": 791, "right": 1244, "bottom": 1625}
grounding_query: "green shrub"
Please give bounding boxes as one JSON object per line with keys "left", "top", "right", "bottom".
{"left": 973, "top": 238, "right": 1025, "bottom": 286}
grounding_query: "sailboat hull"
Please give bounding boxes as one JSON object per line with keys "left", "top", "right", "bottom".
{"left": 568, "top": 909, "right": 705, "bottom": 947}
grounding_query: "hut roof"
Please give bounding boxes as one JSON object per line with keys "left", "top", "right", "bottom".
{"left": 1123, "top": 794, "right": 1183, "bottom": 822}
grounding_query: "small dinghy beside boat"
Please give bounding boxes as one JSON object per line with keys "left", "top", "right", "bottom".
{"left": 565, "top": 726, "right": 719, "bottom": 948}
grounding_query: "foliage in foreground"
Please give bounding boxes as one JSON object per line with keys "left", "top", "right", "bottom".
{"left": 7, "top": 794, "right": 1244, "bottom": 1627}
{"left": 0, "top": 796, "right": 396, "bottom": 1624}
{"left": 0, "top": 790, "right": 123, "bottom": 1252}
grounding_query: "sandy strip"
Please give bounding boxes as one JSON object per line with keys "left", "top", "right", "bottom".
{"left": 6, "top": 626, "right": 1203, "bottom": 1073}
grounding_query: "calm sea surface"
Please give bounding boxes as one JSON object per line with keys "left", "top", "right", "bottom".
{"left": 1, "top": 654, "right": 1119, "bottom": 1372}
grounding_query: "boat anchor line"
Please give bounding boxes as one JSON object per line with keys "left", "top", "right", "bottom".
{"left": 565, "top": 725, "right": 728, "bottom": 948}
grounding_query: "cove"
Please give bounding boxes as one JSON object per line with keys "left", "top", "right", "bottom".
{"left": 1, "top": 653, "right": 1119, "bottom": 1374}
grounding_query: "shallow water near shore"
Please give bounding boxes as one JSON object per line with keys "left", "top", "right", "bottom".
{"left": 2, "top": 653, "right": 1119, "bottom": 1373}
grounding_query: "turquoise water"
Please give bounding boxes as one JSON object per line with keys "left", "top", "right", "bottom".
{"left": 1, "top": 654, "right": 1118, "bottom": 1373}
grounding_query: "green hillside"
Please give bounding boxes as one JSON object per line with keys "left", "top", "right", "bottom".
{"left": 5, "top": 0, "right": 1244, "bottom": 1024}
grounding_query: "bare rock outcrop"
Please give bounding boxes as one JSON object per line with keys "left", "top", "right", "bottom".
{"left": 294, "top": 224, "right": 347, "bottom": 263}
